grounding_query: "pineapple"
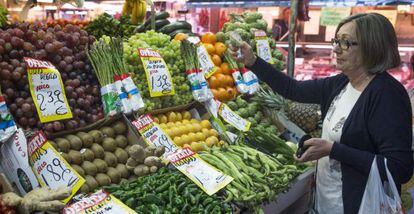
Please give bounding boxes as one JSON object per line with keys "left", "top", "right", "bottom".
{"left": 285, "top": 101, "right": 321, "bottom": 133}
{"left": 309, "top": 128, "right": 322, "bottom": 138}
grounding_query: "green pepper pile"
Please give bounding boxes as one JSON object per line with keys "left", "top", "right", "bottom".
{"left": 85, "top": 13, "right": 137, "bottom": 39}
{"left": 105, "top": 168, "right": 232, "bottom": 214}
{"left": 199, "top": 145, "right": 302, "bottom": 213}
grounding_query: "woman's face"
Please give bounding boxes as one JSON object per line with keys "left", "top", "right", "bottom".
{"left": 333, "top": 22, "right": 363, "bottom": 74}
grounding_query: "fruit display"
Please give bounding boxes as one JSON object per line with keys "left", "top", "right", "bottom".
{"left": 252, "top": 85, "right": 321, "bottom": 135}
{"left": 124, "top": 30, "right": 193, "bottom": 111}
{"left": 121, "top": 0, "right": 147, "bottom": 24}
{"left": 49, "top": 120, "right": 135, "bottom": 193}
{"left": 217, "top": 12, "right": 286, "bottom": 71}
{"left": 125, "top": 144, "right": 165, "bottom": 177}
{"left": 134, "top": 11, "right": 195, "bottom": 39}
{"left": 153, "top": 110, "right": 224, "bottom": 152}
{"left": 45, "top": 19, "right": 90, "bottom": 29}
{"left": 200, "top": 32, "right": 238, "bottom": 102}
{"left": 0, "top": 22, "right": 103, "bottom": 135}
{"left": 199, "top": 144, "right": 303, "bottom": 213}
{"left": 85, "top": 13, "right": 137, "bottom": 39}
{"left": 105, "top": 167, "right": 232, "bottom": 213}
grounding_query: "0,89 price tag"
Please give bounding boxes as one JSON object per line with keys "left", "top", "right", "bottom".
{"left": 25, "top": 58, "right": 73, "bottom": 123}
{"left": 254, "top": 30, "right": 274, "bottom": 64}
{"left": 138, "top": 48, "right": 175, "bottom": 97}
{"left": 28, "top": 131, "right": 85, "bottom": 203}
{"left": 132, "top": 114, "right": 178, "bottom": 155}
{"left": 219, "top": 103, "right": 251, "bottom": 132}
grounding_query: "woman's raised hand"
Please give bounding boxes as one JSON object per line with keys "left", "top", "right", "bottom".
{"left": 228, "top": 41, "right": 257, "bottom": 67}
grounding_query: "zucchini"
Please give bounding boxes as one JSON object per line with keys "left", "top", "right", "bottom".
{"left": 145, "top": 19, "right": 170, "bottom": 30}
{"left": 169, "top": 29, "right": 192, "bottom": 38}
{"left": 160, "top": 21, "right": 192, "bottom": 34}
{"left": 144, "top": 11, "right": 170, "bottom": 27}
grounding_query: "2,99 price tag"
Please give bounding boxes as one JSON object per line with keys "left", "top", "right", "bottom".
{"left": 254, "top": 31, "right": 274, "bottom": 64}
{"left": 132, "top": 114, "right": 178, "bottom": 155}
{"left": 25, "top": 58, "right": 73, "bottom": 123}
{"left": 28, "top": 131, "right": 85, "bottom": 203}
{"left": 138, "top": 48, "right": 175, "bottom": 97}
{"left": 219, "top": 103, "right": 251, "bottom": 132}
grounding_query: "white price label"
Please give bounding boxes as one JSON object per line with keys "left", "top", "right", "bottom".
{"left": 138, "top": 48, "right": 175, "bottom": 97}
{"left": 63, "top": 190, "right": 136, "bottom": 214}
{"left": 254, "top": 30, "right": 274, "bottom": 64}
{"left": 25, "top": 58, "right": 73, "bottom": 123}
{"left": 197, "top": 45, "right": 217, "bottom": 78}
{"left": 166, "top": 147, "right": 233, "bottom": 195}
{"left": 203, "top": 99, "right": 221, "bottom": 118}
{"left": 28, "top": 131, "right": 85, "bottom": 203}
{"left": 219, "top": 103, "right": 251, "bottom": 132}
{"left": 188, "top": 36, "right": 201, "bottom": 45}
{"left": 132, "top": 114, "right": 178, "bottom": 155}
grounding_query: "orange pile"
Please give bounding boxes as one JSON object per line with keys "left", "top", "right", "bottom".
{"left": 201, "top": 32, "right": 238, "bottom": 102}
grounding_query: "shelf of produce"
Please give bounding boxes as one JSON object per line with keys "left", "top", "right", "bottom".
{"left": 262, "top": 167, "right": 315, "bottom": 214}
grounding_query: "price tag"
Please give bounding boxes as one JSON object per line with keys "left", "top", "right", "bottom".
{"left": 203, "top": 99, "right": 221, "bottom": 118}
{"left": 138, "top": 48, "right": 175, "bottom": 97}
{"left": 63, "top": 190, "right": 136, "bottom": 214}
{"left": 197, "top": 45, "right": 217, "bottom": 78}
{"left": 28, "top": 131, "right": 85, "bottom": 203}
{"left": 254, "top": 30, "right": 274, "bottom": 64}
{"left": 219, "top": 103, "right": 251, "bottom": 132}
{"left": 166, "top": 147, "right": 233, "bottom": 195}
{"left": 0, "top": 95, "right": 17, "bottom": 143}
{"left": 132, "top": 114, "right": 178, "bottom": 155}
{"left": 25, "top": 58, "right": 73, "bottom": 123}
{"left": 188, "top": 36, "right": 201, "bottom": 45}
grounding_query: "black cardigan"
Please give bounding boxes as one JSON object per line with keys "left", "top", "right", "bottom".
{"left": 249, "top": 58, "right": 414, "bottom": 213}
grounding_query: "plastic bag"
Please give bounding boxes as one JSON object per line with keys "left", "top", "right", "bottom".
{"left": 358, "top": 157, "right": 403, "bottom": 214}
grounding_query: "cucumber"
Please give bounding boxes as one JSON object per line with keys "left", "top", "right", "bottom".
{"left": 169, "top": 29, "right": 192, "bottom": 38}
{"left": 145, "top": 19, "right": 170, "bottom": 31}
{"left": 144, "top": 11, "right": 170, "bottom": 27}
{"left": 134, "top": 24, "right": 146, "bottom": 33}
{"left": 160, "top": 21, "right": 192, "bottom": 35}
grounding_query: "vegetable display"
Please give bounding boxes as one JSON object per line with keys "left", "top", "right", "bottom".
{"left": 0, "top": 22, "right": 103, "bottom": 134}
{"left": 85, "top": 13, "right": 138, "bottom": 39}
{"left": 105, "top": 167, "right": 232, "bottom": 214}
{"left": 124, "top": 30, "right": 193, "bottom": 111}
{"left": 0, "top": 6, "right": 8, "bottom": 28}
{"left": 125, "top": 144, "right": 165, "bottom": 177}
{"left": 217, "top": 12, "right": 286, "bottom": 71}
{"left": 199, "top": 145, "right": 302, "bottom": 212}
{"left": 49, "top": 120, "right": 134, "bottom": 193}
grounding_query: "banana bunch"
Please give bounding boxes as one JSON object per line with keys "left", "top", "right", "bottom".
{"left": 122, "top": 0, "right": 147, "bottom": 24}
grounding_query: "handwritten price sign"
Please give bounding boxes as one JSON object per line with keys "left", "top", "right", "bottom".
{"left": 132, "top": 114, "right": 178, "bottom": 155}
{"left": 25, "top": 58, "right": 72, "bottom": 123}
{"left": 196, "top": 45, "right": 217, "bottom": 78}
{"left": 138, "top": 48, "right": 175, "bottom": 97}
{"left": 219, "top": 103, "right": 251, "bottom": 132}
{"left": 63, "top": 190, "right": 136, "bottom": 214}
{"left": 28, "top": 131, "right": 84, "bottom": 203}
{"left": 166, "top": 148, "right": 233, "bottom": 195}
{"left": 254, "top": 30, "right": 274, "bottom": 64}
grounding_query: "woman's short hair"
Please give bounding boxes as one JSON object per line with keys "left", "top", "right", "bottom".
{"left": 335, "top": 13, "right": 401, "bottom": 74}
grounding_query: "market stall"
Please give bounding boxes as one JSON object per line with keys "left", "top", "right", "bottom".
{"left": 0, "top": 0, "right": 413, "bottom": 213}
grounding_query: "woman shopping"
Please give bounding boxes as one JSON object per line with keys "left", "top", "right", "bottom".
{"left": 232, "top": 13, "right": 413, "bottom": 213}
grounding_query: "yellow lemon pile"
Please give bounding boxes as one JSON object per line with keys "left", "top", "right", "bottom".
{"left": 153, "top": 111, "right": 225, "bottom": 152}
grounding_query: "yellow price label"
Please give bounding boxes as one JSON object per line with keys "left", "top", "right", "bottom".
{"left": 138, "top": 48, "right": 175, "bottom": 97}
{"left": 25, "top": 57, "right": 73, "bottom": 123}
{"left": 28, "top": 131, "right": 85, "bottom": 203}
{"left": 219, "top": 103, "right": 251, "bottom": 132}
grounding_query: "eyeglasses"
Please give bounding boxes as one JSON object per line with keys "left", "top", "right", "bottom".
{"left": 331, "top": 38, "right": 358, "bottom": 50}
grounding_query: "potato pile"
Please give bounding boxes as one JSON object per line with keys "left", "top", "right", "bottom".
{"left": 49, "top": 120, "right": 133, "bottom": 193}
{"left": 126, "top": 145, "right": 165, "bottom": 177}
